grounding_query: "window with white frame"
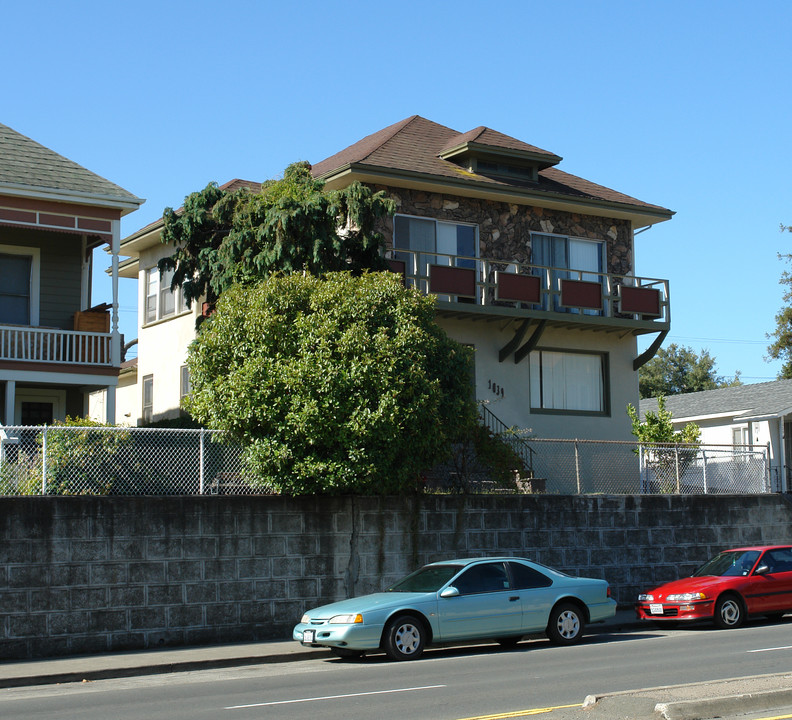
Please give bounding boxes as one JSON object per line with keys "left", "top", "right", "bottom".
{"left": 142, "top": 374, "right": 153, "bottom": 423}
{"left": 529, "top": 349, "right": 607, "bottom": 413}
{"left": 393, "top": 215, "right": 478, "bottom": 273}
{"left": 0, "top": 246, "right": 40, "bottom": 326}
{"left": 531, "top": 233, "right": 604, "bottom": 275}
{"left": 180, "top": 365, "right": 191, "bottom": 401}
{"left": 144, "top": 266, "right": 188, "bottom": 324}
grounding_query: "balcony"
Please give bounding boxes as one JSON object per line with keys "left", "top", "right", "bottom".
{"left": 0, "top": 325, "right": 113, "bottom": 368}
{"left": 387, "top": 250, "right": 669, "bottom": 334}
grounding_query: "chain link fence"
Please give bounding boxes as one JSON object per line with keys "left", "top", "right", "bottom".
{"left": 0, "top": 426, "right": 773, "bottom": 496}
{"left": 0, "top": 425, "right": 254, "bottom": 496}
{"left": 526, "top": 439, "right": 771, "bottom": 495}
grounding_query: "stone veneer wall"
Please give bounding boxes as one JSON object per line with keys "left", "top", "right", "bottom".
{"left": 2, "top": 494, "right": 791, "bottom": 660}
{"left": 372, "top": 185, "right": 633, "bottom": 275}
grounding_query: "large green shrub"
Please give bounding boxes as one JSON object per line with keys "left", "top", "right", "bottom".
{"left": 185, "top": 271, "right": 478, "bottom": 494}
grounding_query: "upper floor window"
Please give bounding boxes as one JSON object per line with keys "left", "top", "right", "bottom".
{"left": 0, "top": 253, "right": 32, "bottom": 325}
{"left": 531, "top": 233, "right": 604, "bottom": 276}
{"left": 530, "top": 349, "right": 608, "bottom": 414}
{"left": 145, "top": 267, "right": 188, "bottom": 324}
{"left": 393, "top": 215, "right": 478, "bottom": 271}
{"left": 0, "top": 246, "right": 40, "bottom": 326}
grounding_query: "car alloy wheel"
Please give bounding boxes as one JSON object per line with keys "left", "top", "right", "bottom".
{"left": 383, "top": 615, "right": 426, "bottom": 661}
{"left": 714, "top": 595, "right": 744, "bottom": 629}
{"left": 547, "top": 602, "right": 585, "bottom": 645}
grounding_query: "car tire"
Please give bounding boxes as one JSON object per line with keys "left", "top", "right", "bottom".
{"left": 714, "top": 595, "right": 745, "bottom": 629}
{"left": 330, "top": 647, "right": 364, "bottom": 659}
{"left": 382, "top": 615, "right": 426, "bottom": 661}
{"left": 546, "top": 602, "right": 585, "bottom": 645}
{"left": 497, "top": 636, "right": 522, "bottom": 648}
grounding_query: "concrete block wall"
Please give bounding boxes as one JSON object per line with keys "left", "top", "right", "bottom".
{"left": 1, "top": 494, "right": 791, "bottom": 660}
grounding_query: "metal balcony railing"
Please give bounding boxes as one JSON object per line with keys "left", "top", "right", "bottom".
{"left": 0, "top": 324, "right": 113, "bottom": 367}
{"left": 387, "top": 249, "right": 670, "bottom": 325}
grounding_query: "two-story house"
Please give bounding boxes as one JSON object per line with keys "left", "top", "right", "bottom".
{"left": 117, "top": 116, "right": 672, "bottom": 441}
{"left": 0, "top": 123, "right": 143, "bottom": 431}
{"left": 311, "top": 116, "right": 673, "bottom": 441}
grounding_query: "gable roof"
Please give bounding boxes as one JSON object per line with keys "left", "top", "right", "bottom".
{"left": 311, "top": 115, "right": 673, "bottom": 226}
{"left": 0, "top": 122, "right": 142, "bottom": 212}
{"left": 640, "top": 380, "right": 792, "bottom": 422}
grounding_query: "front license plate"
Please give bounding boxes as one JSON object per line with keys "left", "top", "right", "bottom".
{"left": 302, "top": 629, "right": 316, "bottom": 644}
{"left": 650, "top": 603, "right": 664, "bottom": 615}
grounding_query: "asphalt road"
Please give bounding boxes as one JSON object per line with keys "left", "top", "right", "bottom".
{"left": 1, "top": 619, "right": 791, "bottom": 720}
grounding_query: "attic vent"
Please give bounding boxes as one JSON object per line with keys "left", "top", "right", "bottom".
{"left": 475, "top": 160, "right": 537, "bottom": 181}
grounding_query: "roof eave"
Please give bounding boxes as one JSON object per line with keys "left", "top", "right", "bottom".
{"left": 0, "top": 182, "right": 144, "bottom": 216}
{"left": 318, "top": 164, "right": 674, "bottom": 228}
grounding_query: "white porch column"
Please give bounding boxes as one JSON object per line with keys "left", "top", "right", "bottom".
{"left": 4, "top": 379, "right": 15, "bottom": 425}
{"left": 80, "top": 234, "right": 91, "bottom": 310}
{"left": 110, "top": 219, "right": 121, "bottom": 366}
{"left": 106, "top": 385, "right": 117, "bottom": 425}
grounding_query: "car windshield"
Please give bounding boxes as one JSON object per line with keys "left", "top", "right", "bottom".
{"left": 387, "top": 564, "right": 463, "bottom": 593}
{"left": 692, "top": 550, "right": 761, "bottom": 577}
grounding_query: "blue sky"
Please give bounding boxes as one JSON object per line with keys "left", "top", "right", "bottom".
{"left": 3, "top": 1, "right": 790, "bottom": 382}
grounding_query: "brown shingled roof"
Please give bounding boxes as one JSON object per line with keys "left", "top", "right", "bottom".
{"left": 311, "top": 115, "right": 672, "bottom": 216}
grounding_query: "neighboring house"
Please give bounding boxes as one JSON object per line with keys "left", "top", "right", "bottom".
{"left": 118, "top": 116, "right": 673, "bottom": 440}
{"left": 641, "top": 380, "right": 792, "bottom": 492}
{"left": 115, "top": 180, "right": 260, "bottom": 424}
{"left": 0, "top": 123, "right": 143, "bottom": 430}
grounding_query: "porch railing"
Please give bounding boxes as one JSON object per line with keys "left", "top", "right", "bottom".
{"left": 387, "top": 249, "right": 670, "bottom": 325}
{"left": 0, "top": 325, "right": 113, "bottom": 367}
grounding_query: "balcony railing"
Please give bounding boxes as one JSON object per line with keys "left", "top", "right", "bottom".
{"left": 0, "top": 324, "right": 113, "bottom": 367}
{"left": 387, "top": 250, "right": 669, "bottom": 326}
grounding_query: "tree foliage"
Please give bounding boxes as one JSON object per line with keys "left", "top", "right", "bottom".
{"left": 158, "top": 162, "right": 395, "bottom": 306}
{"left": 638, "top": 343, "right": 741, "bottom": 399}
{"left": 768, "top": 230, "right": 792, "bottom": 378}
{"left": 184, "top": 271, "right": 478, "bottom": 495}
{"left": 627, "top": 397, "right": 701, "bottom": 445}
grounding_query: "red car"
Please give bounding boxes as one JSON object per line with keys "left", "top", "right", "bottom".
{"left": 636, "top": 545, "right": 792, "bottom": 629}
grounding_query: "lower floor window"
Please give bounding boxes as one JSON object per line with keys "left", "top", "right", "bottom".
{"left": 530, "top": 350, "right": 607, "bottom": 413}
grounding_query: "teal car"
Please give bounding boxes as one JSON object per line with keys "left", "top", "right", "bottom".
{"left": 293, "top": 557, "right": 616, "bottom": 660}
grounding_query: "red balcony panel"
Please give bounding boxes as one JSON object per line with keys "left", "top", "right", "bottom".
{"left": 560, "top": 279, "right": 602, "bottom": 310}
{"left": 387, "top": 258, "right": 406, "bottom": 285}
{"left": 619, "top": 285, "right": 661, "bottom": 316}
{"left": 495, "top": 272, "right": 541, "bottom": 303}
{"left": 429, "top": 265, "right": 476, "bottom": 297}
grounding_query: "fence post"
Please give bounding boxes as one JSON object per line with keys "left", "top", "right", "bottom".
{"left": 674, "top": 446, "right": 681, "bottom": 493}
{"left": 199, "top": 428, "right": 205, "bottom": 495}
{"left": 639, "top": 444, "right": 645, "bottom": 492}
{"left": 702, "top": 449, "right": 708, "bottom": 494}
{"left": 574, "top": 440, "right": 581, "bottom": 494}
{"left": 765, "top": 442, "right": 771, "bottom": 493}
{"left": 41, "top": 425, "right": 48, "bottom": 495}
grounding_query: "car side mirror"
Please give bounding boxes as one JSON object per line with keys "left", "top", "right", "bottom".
{"left": 440, "top": 586, "right": 460, "bottom": 598}
{"left": 755, "top": 565, "right": 770, "bottom": 575}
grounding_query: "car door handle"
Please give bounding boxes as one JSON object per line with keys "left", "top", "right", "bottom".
{"left": 509, "top": 596, "right": 520, "bottom": 602}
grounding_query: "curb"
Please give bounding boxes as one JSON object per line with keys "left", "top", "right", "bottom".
{"left": 583, "top": 673, "right": 792, "bottom": 720}
{"left": 655, "top": 688, "right": 792, "bottom": 720}
{"left": 0, "top": 648, "right": 329, "bottom": 690}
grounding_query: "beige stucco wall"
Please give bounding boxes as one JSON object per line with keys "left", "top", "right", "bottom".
{"left": 437, "top": 316, "right": 639, "bottom": 440}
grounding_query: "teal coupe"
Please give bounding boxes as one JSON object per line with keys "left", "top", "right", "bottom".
{"left": 293, "top": 556, "right": 616, "bottom": 660}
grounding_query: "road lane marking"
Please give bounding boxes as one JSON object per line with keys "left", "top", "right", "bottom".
{"left": 748, "top": 645, "right": 792, "bottom": 653}
{"left": 225, "top": 684, "right": 446, "bottom": 709}
{"left": 750, "top": 714, "right": 792, "bottom": 720}
{"left": 456, "top": 704, "right": 581, "bottom": 719}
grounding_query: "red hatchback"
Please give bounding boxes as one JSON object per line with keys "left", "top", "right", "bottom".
{"left": 636, "top": 545, "right": 792, "bottom": 629}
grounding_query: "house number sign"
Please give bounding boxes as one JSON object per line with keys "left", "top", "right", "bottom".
{"left": 488, "top": 380, "right": 505, "bottom": 398}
